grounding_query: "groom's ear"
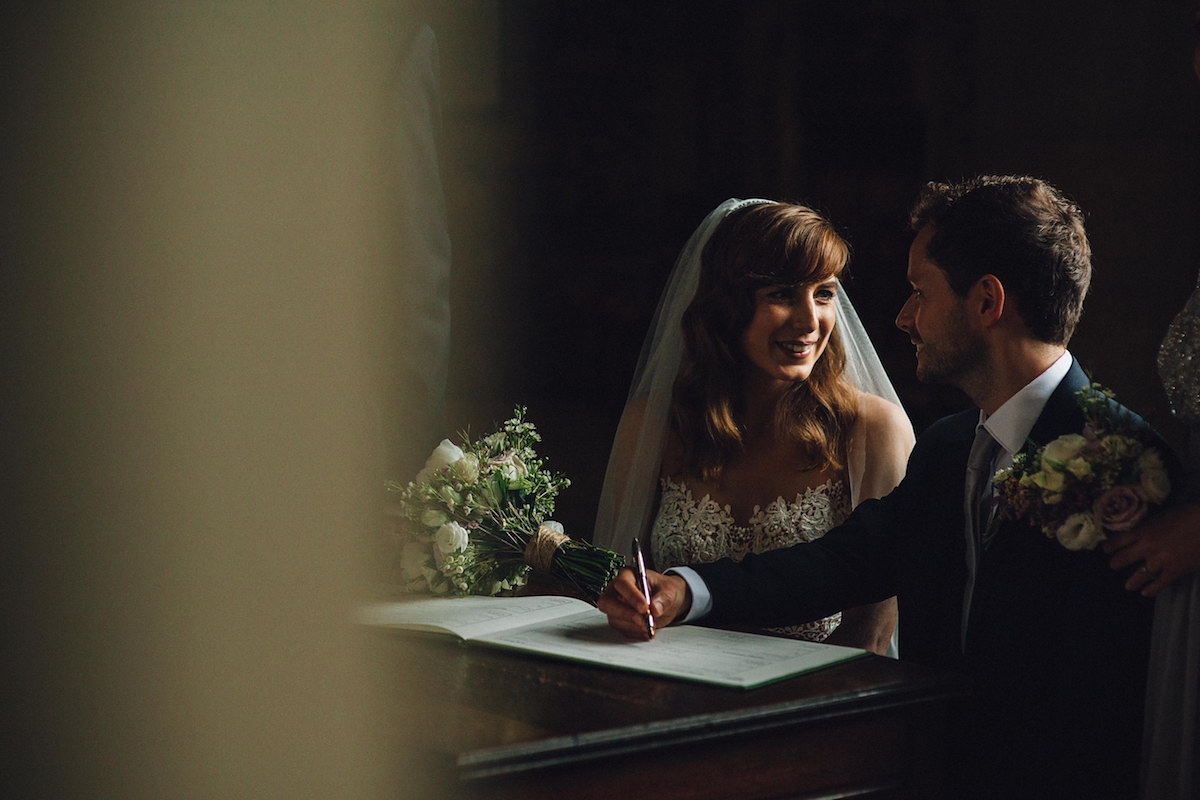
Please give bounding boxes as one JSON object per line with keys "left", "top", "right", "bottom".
{"left": 971, "top": 274, "right": 1006, "bottom": 327}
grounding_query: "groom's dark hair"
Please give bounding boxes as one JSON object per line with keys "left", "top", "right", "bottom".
{"left": 909, "top": 175, "right": 1092, "bottom": 345}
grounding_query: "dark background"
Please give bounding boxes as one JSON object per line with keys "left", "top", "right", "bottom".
{"left": 416, "top": 1, "right": 1200, "bottom": 540}
{"left": 4, "top": 4, "right": 1197, "bottom": 796}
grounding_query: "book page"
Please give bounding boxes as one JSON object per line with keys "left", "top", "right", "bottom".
{"left": 474, "top": 605, "right": 868, "bottom": 690}
{"left": 356, "top": 595, "right": 593, "bottom": 640}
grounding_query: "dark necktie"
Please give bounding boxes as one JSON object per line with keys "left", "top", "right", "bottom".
{"left": 962, "top": 426, "right": 1002, "bottom": 650}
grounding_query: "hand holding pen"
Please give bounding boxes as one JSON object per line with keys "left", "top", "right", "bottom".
{"left": 631, "top": 537, "right": 656, "bottom": 639}
{"left": 596, "top": 545, "right": 692, "bottom": 640}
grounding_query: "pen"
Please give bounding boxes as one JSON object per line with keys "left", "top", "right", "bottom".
{"left": 631, "top": 537, "right": 656, "bottom": 638}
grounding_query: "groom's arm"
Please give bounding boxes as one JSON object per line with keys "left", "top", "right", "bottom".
{"left": 693, "top": 493, "right": 902, "bottom": 629}
{"left": 598, "top": 492, "right": 907, "bottom": 638}
{"left": 598, "top": 423, "right": 943, "bottom": 639}
{"left": 690, "top": 423, "right": 950, "bottom": 630}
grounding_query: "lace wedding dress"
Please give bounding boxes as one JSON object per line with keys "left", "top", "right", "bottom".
{"left": 651, "top": 476, "right": 851, "bottom": 640}
{"left": 593, "top": 198, "right": 913, "bottom": 656}
{"left": 1144, "top": 274, "right": 1200, "bottom": 799}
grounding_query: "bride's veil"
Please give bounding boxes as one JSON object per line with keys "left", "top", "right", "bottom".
{"left": 592, "top": 198, "right": 908, "bottom": 561}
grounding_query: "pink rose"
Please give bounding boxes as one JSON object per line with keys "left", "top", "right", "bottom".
{"left": 1092, "top": 485, "right": 1148, "bottom": 531}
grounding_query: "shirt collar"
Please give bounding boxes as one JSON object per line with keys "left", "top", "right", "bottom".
{"left": 977, "top": 350, "right": 1073, "bottom": 461}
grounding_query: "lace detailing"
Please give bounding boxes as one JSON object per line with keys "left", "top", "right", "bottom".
{"left": 1158, "top": 274, "right": 1200, "bottom": 422}
{"left": 651, "top": 477, "right": 851, "bottom": 641}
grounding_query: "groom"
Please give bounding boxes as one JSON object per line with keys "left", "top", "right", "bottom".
{"left": 599, "top": 175, "right": 1171, "bottom": 799}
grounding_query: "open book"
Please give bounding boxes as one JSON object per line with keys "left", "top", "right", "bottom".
{"left": 357, "top": 595, "right": 869, "bottom": 690}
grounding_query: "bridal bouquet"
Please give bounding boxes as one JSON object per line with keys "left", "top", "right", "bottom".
{"left": 387, "top": 407, "right": 623, "bottom": 600}
{"left": 991, "top": 384, "right": 1171, "bottom": 551}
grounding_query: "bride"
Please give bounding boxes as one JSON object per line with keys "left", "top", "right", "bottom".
{"left": 593, "top": 198, "right": 914, "bottom": 655}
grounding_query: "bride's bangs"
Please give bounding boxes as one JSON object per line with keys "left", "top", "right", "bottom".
{"left": 744, "top": 207, "right": 849, "bottom": 289}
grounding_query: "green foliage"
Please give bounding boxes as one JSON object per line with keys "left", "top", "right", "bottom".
{"left": 387, "top": 407, "right": 622, "bottom": 600}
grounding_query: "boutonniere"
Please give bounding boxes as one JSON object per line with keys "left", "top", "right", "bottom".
{"left": 986, "top": 383, "right": 1171, "bottom": 551}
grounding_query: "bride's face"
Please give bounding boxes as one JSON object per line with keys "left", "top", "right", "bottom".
{"left": 739, "top": 279, "right": 838, "bottom": 388}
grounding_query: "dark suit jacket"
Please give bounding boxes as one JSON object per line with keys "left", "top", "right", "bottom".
{"left": 695, "top": 359, "right": 1163, "bottom": 799}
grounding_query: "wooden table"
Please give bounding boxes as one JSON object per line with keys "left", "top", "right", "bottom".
{"left": 370, "top": 624, "right": 970, "bottom": 800}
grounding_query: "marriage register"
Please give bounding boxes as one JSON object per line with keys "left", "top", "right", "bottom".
{"left": 357, "top": 594, "right": 868, "bottom": 690}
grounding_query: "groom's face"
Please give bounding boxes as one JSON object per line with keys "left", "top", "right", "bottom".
{"left": 895, "top": 225, "right": 984, "bottom": 387}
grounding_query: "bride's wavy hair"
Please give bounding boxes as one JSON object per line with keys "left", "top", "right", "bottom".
{"left": 673, "top": 202, "right": 859, "bottom": 481}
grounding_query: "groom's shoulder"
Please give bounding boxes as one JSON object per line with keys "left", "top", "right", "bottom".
{"left": 1065, "top": 377, "right": 1154, "bottom": 434}
{"left": 1083, "top": 386, "right": 1180, "bottom": 474}
{"left": 1095, "top": 389, "right": 1151, "bottom": 429}
{"left": 1054, "top": 357, "right": 1153, "bottom": 429}
{"left": 1053, "top": 375, "right": 1183, "bottom": 480}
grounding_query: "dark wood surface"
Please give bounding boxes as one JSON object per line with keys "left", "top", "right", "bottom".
{"left": 371, "top": 621, "right": 970, "bottom": 800}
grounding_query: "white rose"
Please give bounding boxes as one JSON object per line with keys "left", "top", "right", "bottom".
{"left": 1055, "top": 512, "right": 1106, "bottom": 551}
{"left": 1137, "top": 450, "right": 1171, "bottom": 504}
{"left": 434, "top": 521, "right": 470, "bottom": 555}
{"left": 541, "top": 520, "right": 564, "bottom": 534}
{"left": 452, "top": 453, "right": 480, "bottom": 483}
{"left": 1041, "top": 434, "right": 1087, "bottom": 470}
{"left": 496, "top": 453, "right": 530, "bottom": 489}
{"left": 417, "top": 439, "right": 465, "bottom": 482}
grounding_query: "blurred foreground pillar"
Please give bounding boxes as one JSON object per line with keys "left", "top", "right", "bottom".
{"left": 3, "top": 3, "right": 436, "bottom": 797}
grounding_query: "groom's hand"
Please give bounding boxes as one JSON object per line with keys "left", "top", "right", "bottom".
{"left": 598, "top": 568, "right": 690, "bottom": 640}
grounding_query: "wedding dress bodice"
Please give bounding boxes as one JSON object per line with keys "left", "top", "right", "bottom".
{"left": 650, "top": 476, "right": 851, "bottom": 640}
{"left": 1159, "top": 276, "right": 1200, "bottom": 495}
{"left": 1159, "top": 273, "right": 1200, "bottom": 426}
{"left": 1142, "top": 274, "right": 1200, "bottom": 800}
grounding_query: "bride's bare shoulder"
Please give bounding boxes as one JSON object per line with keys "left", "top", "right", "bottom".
{"left": 851, "top": 391, "right": 915, "bottom": 447}
{"left": 612, "top": 394, "right": 685, "bottom": 475}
